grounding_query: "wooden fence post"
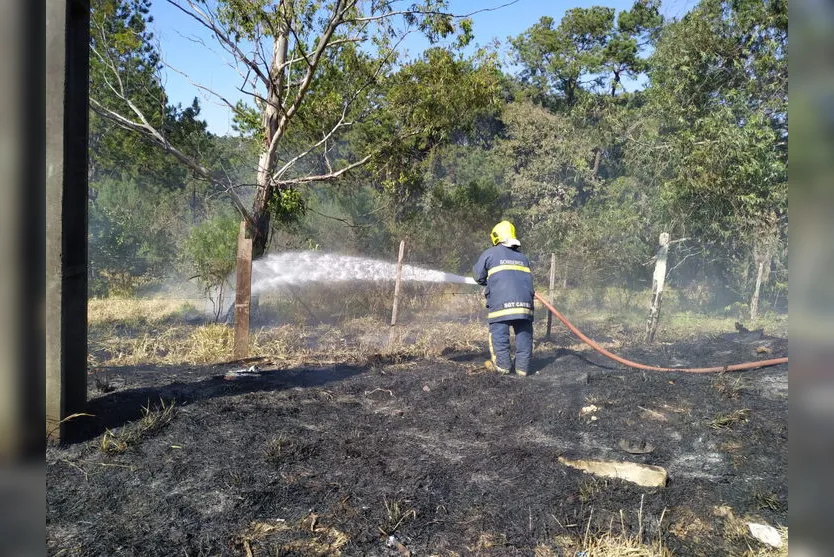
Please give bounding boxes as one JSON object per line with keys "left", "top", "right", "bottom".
{"left": 750, "top": 260, "right": 765, "bottom": 321}
{"left": 645, "top": 232, "right": 670, "bottom": 343}
{"left": 234, "top": 221, "right": 253, "bottom": 359}
{"left": 390, "top": 240, "right": 406, "bottom": 327}
{"left": 546, "top": 253, "right": 556, "bottom": 338}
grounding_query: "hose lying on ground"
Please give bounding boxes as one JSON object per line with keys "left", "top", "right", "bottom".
{"left": 534, "top": 292, "right": 788, "bottom": 374}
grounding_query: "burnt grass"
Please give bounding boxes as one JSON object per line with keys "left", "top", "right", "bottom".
{"left": 47, "top": 327, "right": 787, "bottom": 556}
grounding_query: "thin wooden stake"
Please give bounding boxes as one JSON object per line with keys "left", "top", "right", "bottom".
{"left": 234, "top": 221, "right": 253, "bottom": 359}
{"left": 750, "top": 259, "right": 765, "bottom": 321}
{"left": 390, "top": 240, "right": 406, "bottom": 327}
{"left": 546, "top": 253, "right": 556, "bottom": 338}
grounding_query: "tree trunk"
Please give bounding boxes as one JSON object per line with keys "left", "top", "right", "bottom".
{"left": 250, "top": 30, "right": 289, "bottom": 258}
{"left": 591, "top": 148, "right": 602, "bottom": 179}
{"left": 234, "top": 29, "right": 288, "bottom": 353}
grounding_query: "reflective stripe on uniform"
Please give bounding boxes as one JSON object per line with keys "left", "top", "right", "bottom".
{"left": 487, "top": 307, "right": 534, "bottom": 319}
{"left": 487, "top": 264, "right": 531, "bottom": 277}
{"left": 488, "top": 331, "right": 510, "bottom": 373}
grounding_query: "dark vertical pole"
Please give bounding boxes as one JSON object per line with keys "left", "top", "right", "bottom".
{"left": 45, "top": 0, "right": 90, "bottom": 441}
{"left": 234, "top": 221, "right": 253, "bottom": 359}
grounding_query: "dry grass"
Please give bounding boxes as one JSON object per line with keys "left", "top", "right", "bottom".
{"left": 752, "top": 490, "right": 782, "bottom": 512}
{"left": 578, "top": 531, "right": 672, "bottom": 556}
{"left": 88, "top": 297, "right": 202, "bottom": 326}
{"left": 379, "top": 496, "right": 417, "bottom": 536}
{"left": 237, "top": 514, "right": 349, "bottom": 557}
{"left": 708, "top": 409, "right": 750, "bottom": 430}
{"left": 545, "top": 500, "right": 672, "bottom": 557}
{"left": 87, "top": 284, "right": 785, "bottom": 370}
{"left": 718, "top": 507, "right": 788, "bottom": 556}
{"left": 467, "top": 532, "right": 507, "bottom": 552}
{"left": 713, "top": 375, "right": 747, "bottom": 399}
{"left": 95, "top": 325, "right": 233, "bottom": 366}
{"left": 99, "top": 399, "right": 176, "bottom": 454}
{"left": 578, "top": 478, "right": 609, "bottom": 504}
{"left": 90, "top": 299, "right": 487, "bottom": 368}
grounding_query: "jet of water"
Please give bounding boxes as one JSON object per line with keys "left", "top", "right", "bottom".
{"left": 248, "top": 251, "right": 477, "bottom": 296}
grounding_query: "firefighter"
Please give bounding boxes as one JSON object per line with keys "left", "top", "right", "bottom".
{"left": 472, "top": 220, "right": 534, "bottom": 376}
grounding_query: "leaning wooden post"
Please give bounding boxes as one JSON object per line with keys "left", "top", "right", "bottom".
{"left": 750, "top": 259, "right": 765, "bottom": 322}
{"left": 234, "top": 221, "right": 253, "bottom": 359}
{"left": 546, "top": 253, "right": 556, "bottom": 338}
{"left": 390, "top": 240, "right": 406, "bottom": 327}
{"left": 645, "top": 232, "right": 670, "bottom": 343}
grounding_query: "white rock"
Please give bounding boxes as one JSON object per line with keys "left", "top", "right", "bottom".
{"left": 747, "top": 522, "right": 782, "bottom": 548}
{"left": 558, "top": 457, "right": 667, "bottom": 488}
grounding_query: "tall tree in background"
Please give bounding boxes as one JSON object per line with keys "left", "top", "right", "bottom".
{"left": 647, "top": 0, "right": 787, "bottom": 315}
{"left": 90, "top": 0, "right": 503, "bottom": 346}
{"left": 89, "top": 0, "right": 234, "bottom": 293}
{"left": 91, "top": 0, "right": 502, "bottom": 255}
{"left": 510, "top": 0, "right": 661, "bottom": 107}
{"left": 502, "top": 1, "right": 663, "bottom": 287}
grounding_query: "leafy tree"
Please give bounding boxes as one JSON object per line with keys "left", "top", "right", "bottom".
{"left": 89, "top": 0, "right": 214, "bottom": 188}
{"left": 92, "top": 0, "right": 500, "bottom": 252}
{"left": 90, "top": 0, "right": 504, "bottom": 345}
{"left": 393, "top": 144, "right": 506, "bottom": 272}
{"left": 510, "top": 0, "right": 661, "bottom": 107}
{"left": 184, "top": 214, "right": 240, "bottom": 321}
{"left": 89, "top": 177, "right": 186, "bottom": 295}
{"left": 646, "top": 0, "right": 787, "bottom": 313}
{"left": 495, "top": 101, "right": 595, "bottom": 254}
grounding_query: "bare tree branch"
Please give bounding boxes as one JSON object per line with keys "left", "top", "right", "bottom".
{"left": 266, "top": 0, "right": 355, "bottom": 162}
{"left": 163, "top": 60, "right": 242, "bottom": 113}
{"left": 308, "top": 207, "right": 374, "bottom": 229}
{"left": 276, "top": 153, "right": 373, "bottom": 186}
{"left": 90, "top": 98, "right": 255, "bottom": 228}
{"left": 346, "top": 0, "right": 519, "bottom": 23}
{"left": 166, "top": 0, "right": 271, "bottom": 88}
{"left": 272, "top": 111, "right": 353, "bottom": 180}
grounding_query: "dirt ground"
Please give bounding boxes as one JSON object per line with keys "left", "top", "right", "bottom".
{"left": 47, "top": 325, "right": 787, "bottom": 556}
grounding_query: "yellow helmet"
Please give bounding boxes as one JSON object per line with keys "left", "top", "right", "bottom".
{"left": 490, "top": 220, "right": 520, "bottom": 246}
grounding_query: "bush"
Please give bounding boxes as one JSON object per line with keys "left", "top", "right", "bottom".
{"left": 184, "top": 214, "right": 239, "bottom": 321}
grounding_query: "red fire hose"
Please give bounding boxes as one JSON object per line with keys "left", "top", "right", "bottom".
{"left": 534, "top": 292, "right": 788, "bottom": 373}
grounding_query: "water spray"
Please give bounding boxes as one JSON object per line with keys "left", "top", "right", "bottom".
{"left": 248, "top": 251, "right": 476, "bottom": 296}
{"left": 222, "top": 250, "right": 786, "bottom": 374}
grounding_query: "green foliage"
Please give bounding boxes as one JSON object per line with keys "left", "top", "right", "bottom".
{"left": 89, "top": 177, "right": 185, "bottom": 295}
{"left": 87, "top": 0, "right": 788, "bottom": 319}
{"left": 268, "top": 188, "right": 307, "bottom": 225}
{"left": 400, "top": 145, "right": 507, "bottom": 272}
{"left": 184, "top": 214, "right": 239, "bottom": 319}
{"left": 510, "top": 1, "right": 661, "bottom": 105}
{"left": 643, "top": 0, "right": 787, "bottom": 301}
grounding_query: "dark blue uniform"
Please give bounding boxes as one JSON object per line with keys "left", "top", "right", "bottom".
{"left": 473, "top": 245, "right": 534, "bottom": 375}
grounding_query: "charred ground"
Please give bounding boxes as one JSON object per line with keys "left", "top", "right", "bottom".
{"left": 47, "top": 322, "right": 787, "bottom": 556}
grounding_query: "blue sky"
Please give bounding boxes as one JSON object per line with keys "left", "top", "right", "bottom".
{"left": 149, "top": 0, "right": 698, "bottom": 136}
